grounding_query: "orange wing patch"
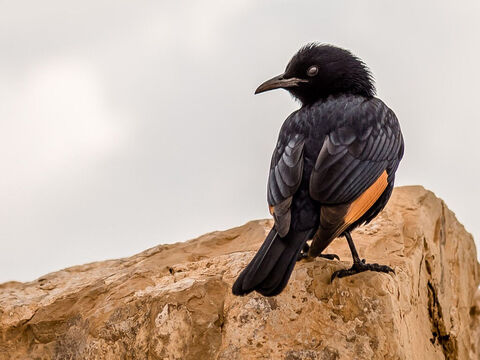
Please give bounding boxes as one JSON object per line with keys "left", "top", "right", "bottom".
{"left": 309, "top": 170, "right": 389, "bottom": 257}
{"left": 331, "top": 170, "right": 388, "bottom": 240}
{"left": 269, "top": 205, "right": 275, "bottom": 215}
{"left": 344, "top": 170, "right": 388, "bottom": 225}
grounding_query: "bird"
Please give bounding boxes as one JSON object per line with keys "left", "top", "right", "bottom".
{"left": 232, "top": 43, "right": 404, "bottom": 297}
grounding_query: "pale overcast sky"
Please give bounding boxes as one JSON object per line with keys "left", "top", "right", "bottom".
{"left": 1, "top": 0, "right": 479, "bottom": 282}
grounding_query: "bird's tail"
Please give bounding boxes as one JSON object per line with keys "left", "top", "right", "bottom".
{"left": 232, "top": 228, "right": 313, "bottom": 297}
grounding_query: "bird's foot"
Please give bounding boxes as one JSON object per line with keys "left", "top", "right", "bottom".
{"left": 297, "top": 251, "right": 309, "bottom": 261}
{"left": 331, "top": 259, "right": 394, "bottom": 282}
{"left": 297, "top": 252, "right": 339, "bottom": 262}
{"left": 297, "top": 242, "right": 339, "bottom": 262}
{"left": 318, "top": 253, "right": 340, "bottom": 261}
{"left": 297, "top": 242, "right": 311, "bottom": 261}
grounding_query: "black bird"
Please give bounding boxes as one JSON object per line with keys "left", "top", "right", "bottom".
{"left": 232, "top": 44, "right": 404, "bottom": 297}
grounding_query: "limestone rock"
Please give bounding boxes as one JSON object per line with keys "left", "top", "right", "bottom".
{"left": 0, "top": 186, "right": 479, "bottom": 359}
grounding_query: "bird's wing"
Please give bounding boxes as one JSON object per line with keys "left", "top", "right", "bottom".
{"left": 310, "top": 101, "right": 403, "bottom": 203}
{"left": 267, "top": 133, "right": 305, "bottom": 237}
{"left": 308, "top": 100, "right": 403, "bottom": 255}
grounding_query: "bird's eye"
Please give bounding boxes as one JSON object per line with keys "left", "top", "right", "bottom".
{"left": 307, "top": 65, "right": 318, "bottom": 77}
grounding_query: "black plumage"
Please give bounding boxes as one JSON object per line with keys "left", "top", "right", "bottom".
{"left": 232, "top": 43, "right": 404, "bottom": 297}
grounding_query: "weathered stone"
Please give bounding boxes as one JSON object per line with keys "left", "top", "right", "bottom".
{"left": 0, "top": 186, "right": 478, "bottom": 359}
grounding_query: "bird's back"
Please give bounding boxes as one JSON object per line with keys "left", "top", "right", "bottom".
{"left": 277, "top": 95, "right": 403, "bottom": 247}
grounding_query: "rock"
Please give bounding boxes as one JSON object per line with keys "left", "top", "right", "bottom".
{"left": 0, "top": 186, "right": 479, "bottom": 360}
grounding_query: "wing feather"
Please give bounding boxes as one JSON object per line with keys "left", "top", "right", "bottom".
{"left": 267, "top": 134, "right": 305, "bottom": 236}
{"left": 310, "top": 102, "right": 402, "bottom": 205}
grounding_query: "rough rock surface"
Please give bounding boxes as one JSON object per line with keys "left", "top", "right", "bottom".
{"left": 0, "top": 186, "right": 479, "bottom": 360}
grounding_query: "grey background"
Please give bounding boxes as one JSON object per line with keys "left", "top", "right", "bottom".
{"left": 1, "top": 0, "right": 479, "bottom": 283}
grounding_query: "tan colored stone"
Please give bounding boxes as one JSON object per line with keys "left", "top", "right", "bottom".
{"left": 0, "top": 186, "right": 478, "bottom": 359}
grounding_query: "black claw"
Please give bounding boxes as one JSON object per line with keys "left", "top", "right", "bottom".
{"left": 298, "top": 252, "right": 339, "bottom": 262}
{"left": 331, "top": 261, "right": 395, "bottom": 282}
{"left": 318, "top": 253, "right": 340, "bottom": 261}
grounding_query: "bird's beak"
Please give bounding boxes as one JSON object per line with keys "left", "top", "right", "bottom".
{"left": 255, "top": 74, "right": 308, "bottom": 94}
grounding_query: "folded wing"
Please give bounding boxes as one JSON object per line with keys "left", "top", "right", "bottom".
{"left": 267, "top": 133, "right": 305, "bottom": 237}
{"left": 308, "top": 100, "right": 404, "bottom": 256}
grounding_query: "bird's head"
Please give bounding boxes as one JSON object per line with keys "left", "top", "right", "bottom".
{"left": 255, "top": 43, "right": 375, "bottom": 105}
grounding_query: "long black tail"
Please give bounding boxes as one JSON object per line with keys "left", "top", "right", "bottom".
{"left": 232, "top": 228, "right": 313, "bottom": 297}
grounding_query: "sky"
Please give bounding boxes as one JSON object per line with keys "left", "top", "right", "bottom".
{"left": 1, "top": 0, "right": 479, "bottom": 283}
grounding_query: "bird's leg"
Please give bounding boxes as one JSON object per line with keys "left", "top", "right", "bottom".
{"left": 331, "top": 232, "right": 394, "bottom": 281}
{"left": 297, "top": 242, "right": 339, "bottom": 262}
